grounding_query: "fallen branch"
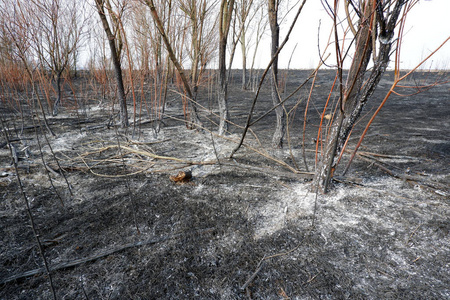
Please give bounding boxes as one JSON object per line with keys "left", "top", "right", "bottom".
{"left": 1, "top": 227, "right": 214, "bottom": 285}
{"left": 0, "top": 137, "right": 33, "bottom": 148}
{"left": 240, "top": 258, "right": 265, "bottom": 290}
{"left": 44, "top": 163, "right": 61, "bottom": 177}
{"left": 162, "top": 113, "right": 301, "bottom": 174}
{"left": 228, "top": 160, "right": 313, "bottom": 180}
{"left": 356, "top": 153, "right": 448, "bottom": 194}
{"left": 70, "top": 142, "right": 219, "bottom": 178}
{"left": 357, "top": 150, "right": 422, "bottom": 161}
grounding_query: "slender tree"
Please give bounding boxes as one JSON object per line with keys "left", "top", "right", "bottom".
{"left": 29, "top": 0, "right": 86, "bottom": 116}
{"left": 143, "top": 0, "right": 203, "bottom": 129}
{"left": 180, "top": 0, "right": 216, "bottom": 110}
{"left": 248, "top": 5, "right": 268, "bottom": 91}
{"left": 236, "top": 0, "right": 261, "bottom": 90}
{"left": 1, "top": 1, "right": 56, "bottom": 135}
{"left": 94, "top": 0, "right": 129, "bottom": 128}
{"left": 268, "top": 0, "right": 285, "bottom": 148}
{"left": 217, "top": 0, "right": 235, "bottom": 135}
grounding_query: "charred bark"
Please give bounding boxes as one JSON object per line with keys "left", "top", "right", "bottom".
{"left": 217, "top": 0, "right": 235, "bottom": 135}
{"left": 218, "top": 35, "right": 230, "bottom": 135}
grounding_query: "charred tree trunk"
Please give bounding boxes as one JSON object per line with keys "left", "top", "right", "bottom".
{"left": 95, "top": 0, "right": 128, "bottom": 128}
{"left": 218, "top": 37, "right": 230, "bottom": 135}
{"left": 268, "top": 0, "right": 285, "bottom": 148}
{"left": 217, "top": 0, "right": 235, "bottom": 135}
{"left": 314, "top": 0, "right": 406, "bottom": 193}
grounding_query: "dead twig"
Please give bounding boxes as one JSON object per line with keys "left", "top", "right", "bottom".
{"left": 241, "top": 237, "right": 306, "bottom": 290}
{"left": 406, "top": 224, "right": 422, "bottom": 245}
{"left": 240, "top": 258, "right": 265, "bottom": 290}
{"left": 44, "top": 163, "right": 61, "bottom": 177}
{"left": 411, "top": 257, "right": 421, "bottom": 264}
{"left": 304, "top": 271, "right": 321, "bottom": 285}
{"left": 357, "top": 150, "right": 421, "bottom": 161}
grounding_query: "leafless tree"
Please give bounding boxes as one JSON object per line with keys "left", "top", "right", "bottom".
{"left": 268, "top": 0, "right": 285, "bottom": 148}
{"left": 25, "top": 0, "right": 88, "bottom": 116}
{"left": 236, "top": 0, "right": 264, "bottom": 90}
{"left": 0, "top": 1, "right": 56, "bottom": 135}
{"left": 247, "top": 5, "right": 268, "bottom": 91}
{"left": 142, "top": 0, "right": 203, "bottom": 129}
{"left": 217, "top": 0, "right": 235, "bottom": 135}
{"left": 180, "top": 0, "right": 217, "bottom": 112}
{"left": 94, "top": 0, "right": 129, "bottom": 128}
{"left": 314, "top": 0, "right": 412, "bottom": 193}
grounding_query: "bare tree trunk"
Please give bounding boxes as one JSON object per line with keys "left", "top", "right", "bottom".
{"left": 217, "top": 0, "right": 235, "bottom": 135}
{"left": 268, "top": 0, "right": 285, "bottom": 148}
{"left": 242, "top": 60, "right": 247, "bottom": 89}
{"left": 53, "top": 71, "right": 63, "bottom": 116}
{"left": 94, "top": 0, "right": 128, "bottom": 128}
{"left": 240, "top": 30, "right": 247, "bottom": 89}
{"left": 218, "top": 41, "right": 230, "bottom": 135}
{"left": 237, "top": 0, "right": 256, "bottom": 90}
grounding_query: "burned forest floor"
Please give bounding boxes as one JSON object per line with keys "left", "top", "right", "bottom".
{"left": 1, "top": 69, "right": 449, "bottom": 299}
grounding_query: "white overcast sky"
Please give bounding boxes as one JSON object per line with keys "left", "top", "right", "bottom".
{"left": 234, "top": 0, "right": 450, "bottom": 70}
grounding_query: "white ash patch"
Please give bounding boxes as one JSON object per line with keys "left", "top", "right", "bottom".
{"left": 251, "top": 175, "right": 448, "bottom": 242}
{"left": 409, "top": 136, "right": 449, "bottom": 144}
{"left": 158, "top": 125, "right": 239, "bottom": 161}
{"left": 316, "top": 176, "right": 448, "bottom": 243}
{"left": 251, "top": 183, "right": 315, "bottom": 239}
{"left": 46, "top": 132, "right": 87, "bottom": 152}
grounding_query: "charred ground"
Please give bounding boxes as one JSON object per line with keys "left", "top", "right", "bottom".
{"left": 1, "top": 70, "right": 449, "bottom": 299}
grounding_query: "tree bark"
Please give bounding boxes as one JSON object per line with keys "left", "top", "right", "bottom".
{"left": 94, "top": 0, "right": 128, "bottom": 128}
{"left": 268, "top": 0, "right": 285, "bottom": 148}
{"left": 52, "top": 71, "right": 63, "bottom": 116}
{"left": 240, "top": 29, "right": 248, "bottom": 90}
{"left": 217, "top": 0, "right": 235, "bottom": 135}
{"left": 218, "top": 42, "right": 230, "bottom": 135}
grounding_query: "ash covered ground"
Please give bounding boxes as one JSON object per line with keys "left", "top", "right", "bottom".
{"left": 1, "top": 70, "right": 449, "bottom": 299}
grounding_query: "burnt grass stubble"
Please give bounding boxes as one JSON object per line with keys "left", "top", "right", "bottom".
{"left": 0, "top": 70, "right": 449, "bottom": 299}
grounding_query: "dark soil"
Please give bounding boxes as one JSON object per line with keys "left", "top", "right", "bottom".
{"left": 1, "top": 70, "right": 449, "bottom": 299}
